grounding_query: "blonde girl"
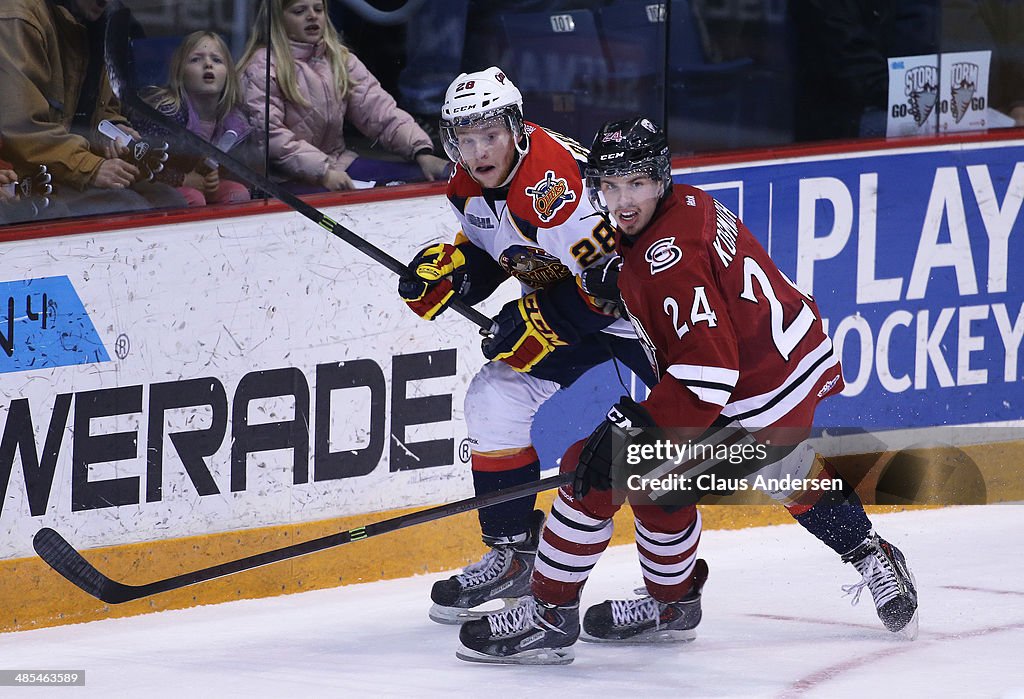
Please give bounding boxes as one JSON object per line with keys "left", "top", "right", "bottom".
{"left": 144, "top": 31, "right": 254, "bottom": 206}
{"left": 239, "top": 0, "right": 448, "bottom": 192}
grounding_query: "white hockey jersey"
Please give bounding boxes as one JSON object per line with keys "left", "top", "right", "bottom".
{"left": 446, "top": 122, "right": 633, "bottom": 337}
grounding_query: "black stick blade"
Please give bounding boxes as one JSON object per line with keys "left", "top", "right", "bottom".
{"left": 32, "top": 528, "right": 132, "bottom": 604}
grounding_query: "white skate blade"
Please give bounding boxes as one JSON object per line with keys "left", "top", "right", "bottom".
{"left": 892, "top": 611, "right": 919, "bottom": 641}
{"left": 580, "top": 628, "right": 697, "bottom": 644}
{"left": 428, "top": 598, "right": 520, "bottom": 625}
{"left": 455, "top": 643, "right": 574, "bottom": 665}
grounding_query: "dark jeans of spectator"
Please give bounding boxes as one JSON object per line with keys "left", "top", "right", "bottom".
{"left": 57, "top": 180, "right": 187, "bottom": 217}
{"left": 0, "top": 198, "right": 72, "bottom": 225}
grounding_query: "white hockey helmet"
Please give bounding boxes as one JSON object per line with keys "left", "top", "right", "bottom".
{"left": 439, "top": 67, "right": 527, "bottom": 164}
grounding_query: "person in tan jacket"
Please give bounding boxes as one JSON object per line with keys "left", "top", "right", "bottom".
{"left": 239, "top": 0, "right": 450, "bottom": 192}
{"left": 0, "top": 0, "right": 183, "bottom": 218}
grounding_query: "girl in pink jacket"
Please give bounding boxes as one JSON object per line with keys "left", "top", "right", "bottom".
{"left": 239, "top": 0, "right": 449, "bottom": 192}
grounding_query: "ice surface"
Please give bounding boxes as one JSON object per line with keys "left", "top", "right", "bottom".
{"left": 3, "top": 505, "right": 1023, "bottom": 698}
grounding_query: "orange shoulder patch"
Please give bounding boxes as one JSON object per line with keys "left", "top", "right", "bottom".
{"left": 507, "top": 127, "right": 585, "bottom": 228}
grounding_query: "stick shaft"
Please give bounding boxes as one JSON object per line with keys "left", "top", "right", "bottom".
{"left": 34, "top": 473, "right": 571, "bottom": 603}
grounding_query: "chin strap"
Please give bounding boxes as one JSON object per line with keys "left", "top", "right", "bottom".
{"left": 494, "top": 133, "right": 530, "bottom": 188}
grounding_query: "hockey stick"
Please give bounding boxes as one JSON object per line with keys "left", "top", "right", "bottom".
{"left": 102, "top": 5, "right": 494, "bottom": 334}
{"left": 34, "top": 472, "right": 571, "bottom": 604}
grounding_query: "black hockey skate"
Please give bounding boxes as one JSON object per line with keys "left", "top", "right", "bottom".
{"left": 581, "top": 558, "right": 708, "bottom": 643}
{"left": 842, "top": 532, "right": 919, "bottom": 639}
{"left": 456, "top": 596, "right": 580, "bottom": 665}
{"left": 429, "top": 510, "right": 543, "bottom": 625}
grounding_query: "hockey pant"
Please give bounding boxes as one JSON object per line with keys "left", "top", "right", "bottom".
{"left": 724, "top": 362, "right": 872, "bottom": 555}
{"left": 747, "top": 442, "right": 871, "bottom": 554}
{"left": 466, "top": 334, "right": 656, "bottom": 539}
{"left": 531, "top": 439, "right": 702, "bottom": 606}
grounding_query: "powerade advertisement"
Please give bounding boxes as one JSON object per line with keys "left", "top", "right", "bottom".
{"left": 533, "top": 141, "right": 1024, "bottom": 465}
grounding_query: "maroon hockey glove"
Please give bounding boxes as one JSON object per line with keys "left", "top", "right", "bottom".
{"left": 98, "top": 120, "right": 169, "bottom": 182}
{"left": 126, "top": 138, "right": 170, "bottom": 182}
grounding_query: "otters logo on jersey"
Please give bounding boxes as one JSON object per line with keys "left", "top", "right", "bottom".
{"left": 524, "top": 170, "right": 577, "bottom": 222}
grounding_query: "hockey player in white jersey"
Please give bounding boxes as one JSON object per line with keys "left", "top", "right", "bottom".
{"left": 397, "top": 68, "right": 656, "bottom": 624}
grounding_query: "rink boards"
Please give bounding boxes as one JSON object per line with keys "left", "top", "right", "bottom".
{"left": 2, "top": 137, "right": 1023, "bottom": 631}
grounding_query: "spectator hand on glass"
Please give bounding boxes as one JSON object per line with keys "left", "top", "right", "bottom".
{"left": 0, "top": 169, "right": 18, "bottom": 203}
{"left": 416, "top": 152, "right": 450, "bottom": 181}
{"left": 321, "top": 168, "right": 355, "bottom": 191}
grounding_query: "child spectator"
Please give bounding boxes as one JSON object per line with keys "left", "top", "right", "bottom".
{"left": 141, "top": 31, "right": 254, "bottom": 207}
{"left": 238, "top": 0, "right": 449, "bottom": 192}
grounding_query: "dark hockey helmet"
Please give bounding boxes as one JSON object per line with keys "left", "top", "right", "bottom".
{"left": 585, "top": 117, "right": 671, "bottom": 214}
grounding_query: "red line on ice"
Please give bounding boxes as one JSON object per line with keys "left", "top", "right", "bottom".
{"left": 941, "top": 585, "right": 1024, "bottom": 596}
{"left": 765, "top": 617, "right": 1024, "bottom": 697}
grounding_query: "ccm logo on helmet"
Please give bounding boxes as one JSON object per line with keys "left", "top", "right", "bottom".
{"left": 599, "top": 151, "right": 624, "bottom": 160}
{"left": 645, "top": 237, "right": 683, "bottom": 275}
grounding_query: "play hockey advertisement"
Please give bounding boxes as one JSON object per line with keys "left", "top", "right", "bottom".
{"left": 529, "top": 140, "right": 1024, "bottom": 470}
{"left": 677, "top": 140, "right": 1024, "bottom": 432}
{"left": 0, "top": 197, "right": 515, "bottom": 558}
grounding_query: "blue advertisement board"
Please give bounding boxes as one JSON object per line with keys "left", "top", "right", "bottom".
{"left": 0, "top": 276, "right": 109, "bottom": 374}
{"left": 533, "top": 141, "right": 1024, "bottom": 467}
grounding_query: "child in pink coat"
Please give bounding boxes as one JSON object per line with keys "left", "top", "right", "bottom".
{"left": 239, "top": 0, "right": 449, "bottom": 192}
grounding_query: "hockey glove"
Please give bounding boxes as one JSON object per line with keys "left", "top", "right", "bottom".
{"left": 98, "top": 120, "right": 170, "bottom": 182}
{"left": 127, "top": 138, "right": 170, "bottom": 181}
{"left": 481, "top": 290, "right": 580, "bottom": 373}
{"left": 17, "top": 165, "right": 53, "bottom": 216}
{"left": 398, "top": 242, "right": 468, "bottom": 320}
{"left": 575, "top": 396, "right": 659, "bottom": 498}
{"left": 579, "top": 254, "right": 623, "bottom": 316}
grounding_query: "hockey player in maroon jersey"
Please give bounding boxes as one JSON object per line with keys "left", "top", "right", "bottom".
{"left": 397, "top": 69, "right": 657, "bottom": 624}
{"left": 456, "top": 117, "right": 918, "bottom": 665}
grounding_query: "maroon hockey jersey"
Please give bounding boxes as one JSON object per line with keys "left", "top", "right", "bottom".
{"left": 617, "top": 185, "right": 844, "bottom": 443}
